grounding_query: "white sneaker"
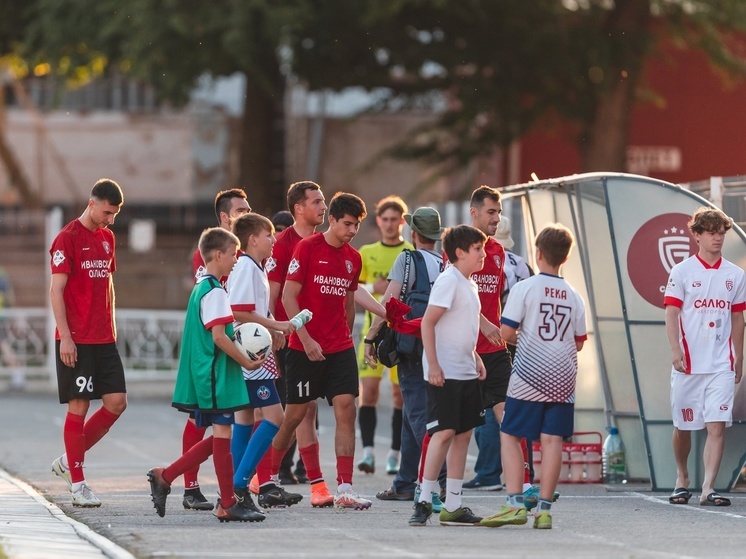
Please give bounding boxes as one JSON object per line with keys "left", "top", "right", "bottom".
{"left": 51, "top": 456, "right": 72, "bottom": 492}
{"left": 71, "top": 483, "right": 101, "bottom": 507}
{"left": 334, "top": 488, "right": 372, "bottom": 510}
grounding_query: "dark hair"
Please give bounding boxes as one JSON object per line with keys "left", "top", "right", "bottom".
{"left": 470, "top": 185, "right": 501, "bottom": 208}
{"left": 91, "top": 178, "right": 123, "bottom": 206}
{"left": 271, "top": 210, "right": 294, "bottom": 231}
{"left": 688, "top": 207, "right": 732, "bottom": 235}
{"left": 232, "top": 213, "right": 274, "bottom": 250}
{"left": 198, "top": 227, "right": 239, "bottom": 263}
{"left": 214, "top": 188, "right": 249, "bottom": 223}
{"left": 329, "top": 192, "right": 367, "bottom": 221}
{"left": 535, "top": 224, "right": 574, "bottom": 267}
{"left": 442, "top": 225, "right": 487, "bottom": 263}
{"left": 376, "top": 195, "right": 408, "bottom": 217}
{"left": 287, "top": 181, "right": 322, "bottom": 216}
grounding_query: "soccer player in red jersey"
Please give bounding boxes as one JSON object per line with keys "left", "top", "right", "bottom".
{"left": 275, "top": 192, "right": 372, "bottom": 509}
{"left": 182, "top": 188, "right": 251, "bottom": 511}
{"left": 266, "top": 181, "right": 329, "bottom": 492}
{"left": 49, "top": 178, "right": 126, "bottom": 507}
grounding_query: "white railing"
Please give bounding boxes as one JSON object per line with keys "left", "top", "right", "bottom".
{"left": 0, "top": 308, "right": 365, "bottom": 384}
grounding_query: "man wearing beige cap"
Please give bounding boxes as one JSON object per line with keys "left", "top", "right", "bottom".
{"left": 364, "top": 207, "right": 446, "bottom": 504}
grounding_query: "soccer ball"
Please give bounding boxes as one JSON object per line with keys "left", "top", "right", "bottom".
{"left": 233, "top": 323, "right": 272, "bottom": 361}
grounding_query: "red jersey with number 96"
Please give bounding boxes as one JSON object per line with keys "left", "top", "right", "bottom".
{"left": 50, "top": 219, "right": 117, "bottom": 344}
{"left": 285, "top": 233, "right": 361, "bottom": 354}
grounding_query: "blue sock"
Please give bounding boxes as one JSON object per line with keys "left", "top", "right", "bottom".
{"left": 233, "top": 420, "right": 280, "bottom": 488}
{"left": 231, "top": 423, "right": 253, "bottom": 471}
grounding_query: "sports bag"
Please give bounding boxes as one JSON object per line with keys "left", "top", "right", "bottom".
{"left": 396, "top": 250, "right": 431, "bottom": 356}
{"left": 373, "top": 322, "right": 400, "bottom": 368}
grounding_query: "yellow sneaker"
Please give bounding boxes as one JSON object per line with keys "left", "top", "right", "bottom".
{"left": 533, "top": 510, "right": 552, "bottom": 529}
{"left": 310, "top": 480, "right": 334, "bottom": 508}
{"left": 479, "top": 505, "right": 528, "bottom": 527}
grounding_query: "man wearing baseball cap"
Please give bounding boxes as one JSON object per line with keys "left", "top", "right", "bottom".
{"left": 364, "top": 206, "right": 447, "bottom": 504}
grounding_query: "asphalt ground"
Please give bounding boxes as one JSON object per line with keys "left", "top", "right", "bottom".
{"left": 1, "top": 382, "right": 745, "bottom": 559}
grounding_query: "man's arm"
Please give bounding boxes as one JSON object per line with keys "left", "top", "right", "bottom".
{"left": 50, "top": 273, "right": 76, "bottom": 367}
{"left": 422, "top": 304, "right": 446, "bottom": 387}
{"left": 354, "top": 288, "right": 386, "bottom": 319}
{"left": 500, "top": 324, "right": 518, "bottom": 346}
{"left": 665, "top": 305, "right": 686, "bottom": 372}
{"left": 732, "top": 310, "right": 744, "bottom": 384}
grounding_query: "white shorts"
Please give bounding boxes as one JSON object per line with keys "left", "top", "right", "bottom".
{"left": 670, "top": 371, "right": 735, "bottom": 430}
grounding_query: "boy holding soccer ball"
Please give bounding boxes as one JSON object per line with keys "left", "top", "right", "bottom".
{"left": 227, "top": 213, "right": 303, "bottom": 509}
{"left": 409, "top": 225, "right": 488, "bottom": 527}
{"left": 147, "top": 227, "right": 267, "bottom": 522}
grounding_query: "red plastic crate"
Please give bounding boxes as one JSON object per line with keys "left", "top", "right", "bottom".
{"left": 532, "top": 431, "right": 603, "bottom": 484}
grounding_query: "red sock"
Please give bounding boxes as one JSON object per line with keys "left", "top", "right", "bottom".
{"left": 336, "top": 455, "right": 354, "bottom": 485}
{"left": 270, "top": 445, "right": 286, "bottom": 476}
{"left": 182, "top": 419, "right": 207, "bottom": 489}
{"left": 521, "top": 439, "right": 531, "bottom": 484}
{"left": 418, "top": 432, "right": 432, "bottom": 484}
{"left": 83, "top": 406, "right": 120, "bottom": 450}
{"left": 298, "top": 443, "right": 323, "bottom": 483}
{"left": 63, "top": 412, "right": 86, "bottom": 483}
{"left": 255, "top": 447, "right": 273, "bottom": 485}
{"left": 163, "top": 436, "right": 213, "bottom": 485}
{"left": 212, "top": 437, "right": 236, "bottom": 509}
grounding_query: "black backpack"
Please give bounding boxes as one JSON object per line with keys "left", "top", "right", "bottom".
{"left": 396, "top": 250, "right": 432, "bottom": 356}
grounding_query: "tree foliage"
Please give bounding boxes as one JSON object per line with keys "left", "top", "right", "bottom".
{"left": 2, "top": 0, "right": 746, "bottom": 208}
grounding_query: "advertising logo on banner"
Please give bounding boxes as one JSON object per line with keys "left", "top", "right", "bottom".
{"left": 627, "top": 213, "right": 697, "bottom": 309}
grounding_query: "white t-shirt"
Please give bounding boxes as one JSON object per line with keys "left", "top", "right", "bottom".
{"left": 423, "top": 265, "right": 481, "bottom": 381}
{"left": 502, "top": 273, "right": 587, "bottom": 403}
{"left": 663, "top": 254, "right": 746, "bottom": 375}
{"left": 227, "top": 254, "right": 278, "bottom": 381}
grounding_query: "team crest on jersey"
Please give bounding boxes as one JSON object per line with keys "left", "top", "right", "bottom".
{"left": 345, "top": 260, "right": 353, "bottom": 274}
{"left": 102, "top": 241, "right": 111, "bottom": 254}
{"left": 256, "top": 385, "right": 271, "bottom": 400}
{"left": 288, "top": 258, "right": 300, "bottom": 275}
{"left": 726, "top": 278, "right": 734, "bottom": 291}
{"left": 52, "top": 250, "right": 65, "bottom": 267}
{"left": 194, "top": 265, "right": 206, "bottom": 280}
{"left": 265, "top": 257, "right": 277, "bottom": 273}
{"left": 493, "top": 255, "right": 502, "bottom": 269}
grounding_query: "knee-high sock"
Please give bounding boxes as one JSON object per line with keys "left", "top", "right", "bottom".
{"left": 63, "top": 412, "right": 86, "bottom": 483}
{"left": 230, "top": 423, "right": 253, "bottom": 472}
{"left": 269, "top": 445, "right": 286, "bottom": 477}
{"left": 298, "top": 442, "right": 323, "bottom": 484}
{"left": 418, "top": 432, "right": 432, "bottom": 484}
{"left": 213, "top": 437, "right": 236, "bottom": 509}
{"left": 336, "top": 455, "right": 354, "bottom": 486}
{"left": 233, "top": 420, "right": 279, "bottom": 488}
{"left": 182, "top": 419, "right": 208, "bottom": 489}
{"left": 83, "top": 407, "right": 120, "bottom": 450}
{"left": 391, "top": 408, "right": 403, "bottom": 452}
{"left": 358, "top": 405, "right": 376, "bottom": 449}
{"left": 163, "top": 436, "right": 213, "bottom": 485}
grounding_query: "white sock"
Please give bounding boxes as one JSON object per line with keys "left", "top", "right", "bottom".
{"left": 419, "top": 479, "right": 437, "bottom": 503}
{"left": 71, "top": 480, "right": 85, "bottom": 492}
{"left": 338, "top": 482, "right": 352, "bottom": 493}
{"left": 523, "top": 482, "right": 533, "bottom": 492}
{"left": 61, "top": 454, "right": 69, "bottom": 470}
{"left": 387, "top": 449, "right": 400, "bottom": 460}
{"left": 363, "top": 446, "right": 374, "bottom": 459}
{"left": 445, "top": 478, "right": 463, "bottom": 511}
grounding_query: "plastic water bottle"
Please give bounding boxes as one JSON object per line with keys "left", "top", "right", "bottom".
{"left": 602, "top": 427, "right": 627, "bottom": 484}
{"left": 290, "top": 309, "right": 313, "bottom": 330}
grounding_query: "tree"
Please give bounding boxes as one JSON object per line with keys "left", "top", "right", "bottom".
{"left": 290, "top": 0, "right": 746, "bottom": 181}
{"left": 12, "top": 0, "right": 307, "bottom": 214}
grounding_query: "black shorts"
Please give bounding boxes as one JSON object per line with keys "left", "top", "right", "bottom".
{"left": 480, "top": 350, "right": 512, "bottom": 409}
{"left": 285, "top": 347, "right": 358, "bottom": 405}
{"left": 426, "top": 378, "right": 485, "bottom": 435}
{"left": 56, "top": 341, "right": 126, "bottom": 404}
